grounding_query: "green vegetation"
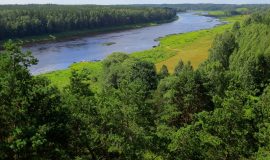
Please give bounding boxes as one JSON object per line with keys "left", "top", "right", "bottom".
{"left": 208, "top": 10, "right": 227, "bottom": 17}
{"left": 0, "top": 5, "right": 176, "bottom": 41}
{"left": 2, "top": 4, "right": 270, "bottom": 159}
{"left": 102, "top": 42, "right": 116, "bottom": 46}
{"left": 236, "top": 7, "right": 250, "bottom": 13}
{"left": 2, "top": 17, "right": 177, "bottom": 46}
{"left": 1, "top": 11, "right": 270, "bottom": 158}
{"left": 155, "top": 15, "right": 244, "bottom": 72}
{"left": 41, "top": 62, "right": 102, "bottom": 91}
{"left": 43, "top": 15, "right": 245, "bottom": 89}
{"left": 137, "top": 4, "right": 270, "bottom": 13}
{"left": 206, "top": 9, "right": 250, "bottom": 17}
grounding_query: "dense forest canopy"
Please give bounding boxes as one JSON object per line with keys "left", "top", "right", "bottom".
{"left": 0, "top": 5, "right": 176, "bottom": 40}
{"left": 1, "top": 9, "right": 270, "bottom": 159}
{"left": 135, "top": 4, "right": 270, "bottom": 12}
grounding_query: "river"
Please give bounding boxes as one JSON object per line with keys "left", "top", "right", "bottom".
{"left": 26, "top": 12, "right": 222, "bottom": 75}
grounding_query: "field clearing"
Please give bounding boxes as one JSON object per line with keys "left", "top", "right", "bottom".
{"left": 208, "top": 11, "right": 226, "bottom": 17}
{"left": 40, "top": 62, "right": 102, "bottom": 91}
{"left": 136, "top": 15, "right": 245, "bottom": 72}
{"left": 154, "top": 24, "right": 230, "bottom": 72}
{"left": 155, "top": 34, "right": 213, "bottom": 72}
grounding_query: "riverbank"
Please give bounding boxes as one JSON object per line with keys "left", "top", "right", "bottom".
{"left": 195, "top": 8, "right": 249, "bottom": 18}
{"left": 133, "top": 15, "right": 244, "bottom": 71}
{"left": 153, "top": 15, "right": 245, "bottom": 72}
{"left": 0, "top": 16, "right": 179, "bottom": 47}
{"left": 40, "top": 15, "right": 245, "bottom": 90}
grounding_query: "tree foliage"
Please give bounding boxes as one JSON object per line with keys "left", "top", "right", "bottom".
{"left": 1, "top": 10, "right": 270, "bottom": 160}
{"left": 0, "top": 5, "right": 176, "bottom": 40}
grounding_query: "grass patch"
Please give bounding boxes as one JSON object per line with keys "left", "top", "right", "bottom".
{"left": 40, "top": 62, "right": 102, "bottom": 91}
{"left": 236, "top": 8, "right": 249, "bottom": 12}
{"left": 102, "top": 42, "right": 116, "bottom": 46}
{"left": 208, "top": 11, "right": 227, "bottom": 17}
{"left": 134, "top": 15, "right": 245, "bottom": 72}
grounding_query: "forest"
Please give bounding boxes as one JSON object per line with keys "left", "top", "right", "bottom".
{"left": 1, "top": 9, "right": 270, "bottom": 159}
{"left": 0, "top": 5, "right": 176, "bottom": 40}
{"left": 136, "top": 4, "right": 270, "bottom": 13}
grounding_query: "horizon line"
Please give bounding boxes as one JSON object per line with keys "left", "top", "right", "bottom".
{"left": 1, "top": 3, "right": 270, "bottom": 5}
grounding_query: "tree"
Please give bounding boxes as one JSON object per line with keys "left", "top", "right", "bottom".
{"left": 102, "top": 52, "right": 129, "bottom": 89}
{"left": 174, "top": 59, "right": 184, "bottom": 75}
{"left": 159, "top": 65, "right": 169, "bottom": 79}
{"left": 68, "top": 69, "right": 93, "bottom": 96}
{"left": 169, "top": 89, "right": 258, "bottom": 159}
{"left": 254, "top": 86, "right": 270, "bottom": 159}
{"left": 155, "top": 62, "right": 212, "bottom": 128}
{"left": 63, "top": 76, "right": 103, "bottom": 159}
{"left": 198, "top": 60, "right": 228, "bottom": 98}
{"left": 0, "top": 40, "right": 38, "bottom": 158}
{"left": 232, "top": 21, "right": 241, "bottom": 32}
{"left": 0, "top": 5, "right": 176, "bottom": 40}
{"left": 98, "top": 55, "right": 159, "bottom": 159}
{"left": 0, "top": 41, "right": 70, "bottom": 159}
{"left": 209, "top": 31, "right": 237, "bottom": 69}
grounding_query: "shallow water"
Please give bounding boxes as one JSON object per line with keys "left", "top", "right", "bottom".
{"left": 26, "top": 12, "right": 221, "bottom": 75}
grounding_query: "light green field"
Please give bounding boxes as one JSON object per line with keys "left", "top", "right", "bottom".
{"left": 133, "top": 15, "right": 245, "bottom": 72}
{"left": 40, "top": 62, "right": 103, "bottom": 91}
{"left": 155, "top": 16, "right": 245, "bottom": 72}
{"left": 208, "top": 11, "right": 227, "bottom": 17}
{"left": 236, "top": 8, "right": 249, "bottom": 12}
{"left": 207, "top": 8, "right": 249, "bottom": 17}
{"left": 40, "top": 15, "right": 246, "bottom": 89}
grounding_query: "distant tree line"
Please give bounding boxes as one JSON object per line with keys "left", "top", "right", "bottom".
{"left": 136, "top": 4, "right": 270, "bottom": 12}
{"left": 0, "top": 5, "right": 176, "bottom": 40}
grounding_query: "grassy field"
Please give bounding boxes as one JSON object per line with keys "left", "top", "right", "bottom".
{"left": 40, "top": 62, "right": 103, "bottom": 91}
{"left": 40, "top": 15, "right": 245, "bottom": 89}
{"left": 133, "top": 15, "right": 245, "bottom": 72}
{"left": 201, "top": 8, "right": 249, "bottom": 18}
{"left": 208, "top": 11, "right": 227, "bottom": 17}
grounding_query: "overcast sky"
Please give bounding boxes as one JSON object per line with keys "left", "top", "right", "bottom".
{"left": 0, "top": 0, "right": 269, "bottom": 5}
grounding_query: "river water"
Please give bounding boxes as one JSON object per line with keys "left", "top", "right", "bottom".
{"left": 26, "top": 12, "right": 221, "bottom": 75}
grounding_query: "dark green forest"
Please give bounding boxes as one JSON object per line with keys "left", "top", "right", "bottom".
{"left": 1, "top": 8, "right": 270, "bottom": 160}
{"left": 0, "top": 5, "right": 176, "bottom": 40}
{"left": 135, "top": 4, "right": 270, "bottom": 12}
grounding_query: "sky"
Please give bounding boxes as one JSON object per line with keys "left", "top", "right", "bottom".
{"left": 0, "top": 0, "right": 269, "bottom": 5}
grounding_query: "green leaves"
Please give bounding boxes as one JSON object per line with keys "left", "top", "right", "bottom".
{"left": 0, "top": 6, "right": 176, "bottom": 40}
{"left": 159, "top": 65, "right": 169, "bottom": 79}
{"left": 156, "top": 61, "right": 212, "bottom": 127}
{"left": 68, "top": 69, "right": 93, "bottom": 96}
{"left": 30, "top": 125, "right": 49, "bottom": 150}
{"left": 2, "top": 10, "right": 270, "bottom": 159}
{"left": 209, "top": 31, "right": 236, "bottom": 69}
